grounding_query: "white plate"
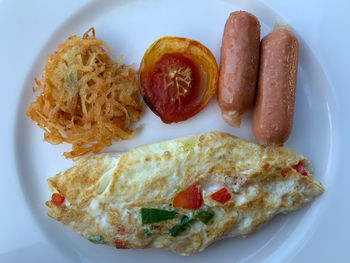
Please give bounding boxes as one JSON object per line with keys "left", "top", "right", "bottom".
{"left": 1, "top": 0, "right": 350, "bottom": 262}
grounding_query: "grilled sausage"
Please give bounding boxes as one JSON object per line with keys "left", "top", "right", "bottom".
{"left": 252, "top": 27, "right": 299, "bottom": 145}
{"left": 218, "top": 11, "right": 260, "bottom": 127}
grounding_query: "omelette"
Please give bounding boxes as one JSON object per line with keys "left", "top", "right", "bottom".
{"left": 46, "top": 131, "right": 324, "bottom": 255}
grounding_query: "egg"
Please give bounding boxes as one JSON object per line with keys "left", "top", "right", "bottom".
{"left": 46, "top": 131, "right": 323, "bottom": 255}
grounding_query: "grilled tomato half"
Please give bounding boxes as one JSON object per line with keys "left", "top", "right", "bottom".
{"left": 139, "top": 37, "right": 218, "bottom": 123}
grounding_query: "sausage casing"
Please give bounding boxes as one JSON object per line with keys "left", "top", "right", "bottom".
{"left": 252, "top": 28, "right": 299, "bottom": 145}
{"left": 218, "top": 11, "right": 260, "bottom": 127}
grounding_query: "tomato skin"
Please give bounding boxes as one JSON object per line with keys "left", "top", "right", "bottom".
{"left": 51, "top": 193, "right": 65, "bottom": 207}
{"left": 293, "top": 161, "right": 308, "bottom": 176}
{"left": 210, "top": 187, "right": 231, "bottom": 204}
{"left": 172, "top": 184, "right": 203, "bottom": 210}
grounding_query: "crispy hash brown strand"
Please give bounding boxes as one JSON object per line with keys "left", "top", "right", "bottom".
{"left": 27, "top": 28, "right": 144, "bottom": 159}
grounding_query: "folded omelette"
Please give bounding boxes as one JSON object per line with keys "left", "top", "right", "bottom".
{"left": 46, "top": 131, "right": 324, "bottom": 255}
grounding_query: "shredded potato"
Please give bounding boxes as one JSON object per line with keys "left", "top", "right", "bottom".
{"left": 27, "top": 28, "right": 144, "bottom": 159}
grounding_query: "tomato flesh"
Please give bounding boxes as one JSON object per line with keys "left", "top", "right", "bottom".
{"left": 293, "top": 161, "right": 308, "bottom": 176}
{"left": 144, "top": 53, "right": 201, "bottom": 123}
{"left": 262, "top": 163, "right": 269, "bottom": 170}
{"left": 51, "top": 193, "right": 65, "bottom": 207}
{"left": 116, "top": 224, "right": 126, "bottom": 234}
{"left": 150, "top": 225, "right": 163, "bottom": 231}
{"left": 140, "top": 37, "right": 219, "bottom": 124}
{"left": 281, "top": 168, "right": 291, "bottom": 177}
{"left": 210, "top": 187, "right": 231, "bottom": 204}
{"left": 114, "top": 238, "right": 128, "bottom": 249}
{"left": 172, "top": 184, "right": 203, "bottom": 210}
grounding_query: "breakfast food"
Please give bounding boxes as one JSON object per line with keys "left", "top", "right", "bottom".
{"left": 139, "top": 37, "right": 218, "bottom": 123}
{"left": 26, "top": 28, "right": 144, "bottom": 159}
{"left": 218, "top": 11, "right": 260, "bottom": 127}
{"left": 252, "top": 25, "right": 299, "bottom": 145}
{"left": 46, "top": 131, "right": 323, "bottom": 255}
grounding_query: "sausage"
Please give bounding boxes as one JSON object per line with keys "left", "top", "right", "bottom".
{"left": 252, "top": 27, "right": 299, "bottom": 145}
{"left": 218, "top": 11, "right": 260, "bottom": 127}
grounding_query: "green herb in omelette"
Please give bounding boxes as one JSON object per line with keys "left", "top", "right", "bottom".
{"left": 141, "top": 208, "right": 178, "bottom": 224}
{"left": 194, "top": 209, "right": 215, "bottom": 224}
{"left": 143, "top": 228, "right": 154, "bottom": 237}
{"left": 87, "top": 235, "right": 107, "bottom": 244}
{"left": 168, "top": 216, "right": 196, "bottom": 237}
